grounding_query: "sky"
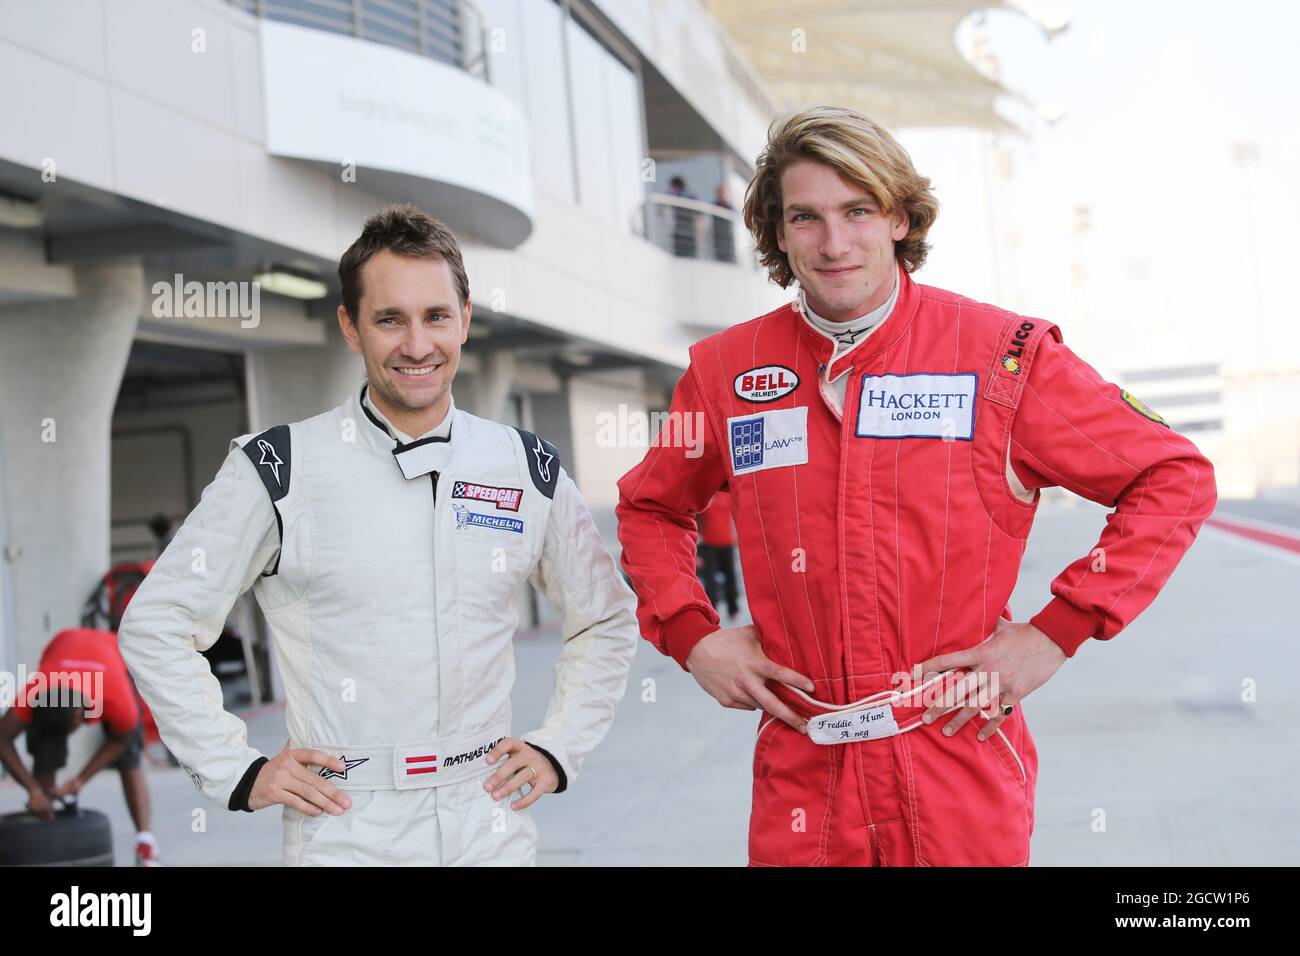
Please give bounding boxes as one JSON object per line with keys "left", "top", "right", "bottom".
{"left": 892, "top": 0, "right": 1300, "bottom": 379}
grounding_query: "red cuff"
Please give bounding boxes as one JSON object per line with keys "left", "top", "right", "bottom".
{"left": 1030, "top": 597, "right": 1099, "bottom": 659}
{"left": 662, "top": 608, "right": 721, "bottom": 671}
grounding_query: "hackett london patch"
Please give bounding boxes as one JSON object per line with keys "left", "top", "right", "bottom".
{"left": 855, "top": 373, "right": 978, "bottom": 440}
{"left": 726, "top": 406, "right": 809, "bottom": 476}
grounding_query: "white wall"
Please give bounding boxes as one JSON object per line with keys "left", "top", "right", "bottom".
{"left": 0, "top": 0, "right": 782, "bottom": 371}
{"left": 245, "top": 315, "right": 366, "bottom": 432}
{"left": 589, "top": 0, "right": 774, "bottom": 164}
{"left": 478, "top": 0, "right": 576, "bottom": 204}
{"left": 564, "top": 16, "right": 645, "bottom": 233}
{"left": 0, "top": 262, "right": 143, "bottom": 669}
{"left": 567, "top": 368, "right": 649, "bottom": 512}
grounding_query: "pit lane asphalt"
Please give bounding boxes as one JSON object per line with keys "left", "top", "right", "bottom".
{"left": 3, "top": 496, "right": 1294, "bottom": 866}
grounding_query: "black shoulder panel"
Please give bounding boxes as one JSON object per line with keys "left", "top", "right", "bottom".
{"left": 512, "top": 428, "right": 560, "bottom": 500}
{"left": 241, "top": 425, "right": 291, "bottom": 502}
{"left": 241, "top": 425, "right": 290, "bottom": 577}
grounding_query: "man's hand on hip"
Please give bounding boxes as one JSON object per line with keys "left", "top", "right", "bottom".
{"left": 248, "top": 745, "right": 353, "bottom": 816}
{"left": 916, "top": 620, "right": 1066, "bottom": 741}
{"left": 484, "top": 738, "right": 558, "bottom": 810}
{"left": 685, "top": 625, "right": 815, "bottom": 733}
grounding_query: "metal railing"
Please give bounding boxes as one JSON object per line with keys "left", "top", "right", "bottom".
{"left": 640, "top": 193, "right": 758, "bottom": 269}
{"left": 227, "top": 0, "right": 490, "bottom": 80}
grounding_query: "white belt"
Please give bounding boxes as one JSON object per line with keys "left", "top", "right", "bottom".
{"left": 783, "top": 670, "right": 984, "bottom": 746}
{"left": 310, "top": 719, "right": 510, "bottom": 791}
{"left": 777, "top": 669, "right": 1028, "bottom": 784}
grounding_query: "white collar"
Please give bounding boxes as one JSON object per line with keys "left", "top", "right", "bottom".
{"left": 798, "top": 264, "right": 901, "bottom": 355}
{"left": 362, "top": 385, "right": 455, "bottom": 445}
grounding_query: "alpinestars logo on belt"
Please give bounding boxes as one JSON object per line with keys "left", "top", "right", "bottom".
{"left": 319, "top": 756, "right": 369, "bottom": 780}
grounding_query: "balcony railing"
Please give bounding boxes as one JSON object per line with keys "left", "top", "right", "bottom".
{"left": 640, "top": 194, "right": 758, "bottom": 269}
{"left": 227, "top": 0, "right": 490, "bottom": 80}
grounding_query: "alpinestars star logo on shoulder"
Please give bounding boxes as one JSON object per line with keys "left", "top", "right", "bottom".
{"left": 257, "top": 439, "right": 284, "bottom": 486}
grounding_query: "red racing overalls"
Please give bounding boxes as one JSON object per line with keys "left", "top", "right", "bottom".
{"left": 616, "top": 265, "right": 1217, "bottom": 866}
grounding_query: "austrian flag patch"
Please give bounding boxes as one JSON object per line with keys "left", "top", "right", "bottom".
{"left": 451, "top": 481, "right": 523, "bottom": 511}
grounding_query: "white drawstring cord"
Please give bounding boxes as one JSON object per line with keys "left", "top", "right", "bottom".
{"left": 782, "top": 669, "right": 1004, "bottom": 736}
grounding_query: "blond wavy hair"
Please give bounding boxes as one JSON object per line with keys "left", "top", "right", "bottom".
{"left": 743, "top": 107, "right": 940, "bottom": 288}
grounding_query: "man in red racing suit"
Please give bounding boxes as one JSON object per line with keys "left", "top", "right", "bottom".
{"left": 615, "top": 107, "right": 1217, "bottom": 866}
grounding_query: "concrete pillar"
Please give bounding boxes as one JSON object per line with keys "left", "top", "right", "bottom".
{"left": 0, "top": 431, "right": 18, "bottom": 683}
{"left": 245, "top": 313, "right": 363, "bottom": 432}
{"left": 0, "top": 261, "right": 144, "bottom": 670}
{"left": 529, "top": 385, "right": 575, "bottom": 479}
{"left": 467, "top": 350, "right": 516, "bottom": 421}
{"left": 567, "top": 366, "right": 647, "bottom": 513}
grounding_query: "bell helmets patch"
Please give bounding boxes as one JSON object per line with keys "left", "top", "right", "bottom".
{"left": 734, "top": 365, "right": 799, "bottom": 403}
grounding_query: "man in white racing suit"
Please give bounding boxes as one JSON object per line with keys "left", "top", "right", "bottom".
{"left": 118, "top": 204, "right": 638, "bottom": 865}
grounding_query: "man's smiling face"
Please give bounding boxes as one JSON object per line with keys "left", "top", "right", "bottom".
{"left": 776, "top": 159, "right": 909, "bottom": 323}
{"left": 338, "top": 248, "right": 470, "bottom": 419}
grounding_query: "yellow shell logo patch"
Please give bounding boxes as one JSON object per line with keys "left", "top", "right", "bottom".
{"left": 1121, "top": 389, "right": 1168, "bottom": 426}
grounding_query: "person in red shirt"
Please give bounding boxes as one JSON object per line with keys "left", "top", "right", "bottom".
{"left": 0, "top": 627, "right": 160, "bottom": 865}
{"left": 696, "top": 491, "right": 740, "bottom": 618}
{"left": 616, "top": 107, "right": 1217, "bottom": 866}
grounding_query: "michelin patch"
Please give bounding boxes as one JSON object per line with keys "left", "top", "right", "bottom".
{"left": 726, "top": 407, "right": 808, "bottom": 476}
{"left": 856, "top": 373, "right": 977, "bottom": 440}
{"left": 734, "top": 365, "right": 799, "bottom": 403}
{"left": 453, "top": 503, "right": 524, "bottom": 534}
{"left": 1120, "top": 389, "right": 1168, "bottom": 427}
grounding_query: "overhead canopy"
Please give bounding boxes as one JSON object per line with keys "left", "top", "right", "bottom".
{"left": 703, "top": 0, "right": 1029, "bottom": 132}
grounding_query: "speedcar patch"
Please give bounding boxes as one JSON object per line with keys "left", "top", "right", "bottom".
{"left": 734, "top": 365, "right": 799, "bottom": 403}
{"left": 726, "top": 407, "right": 808, "bottom": 476}
{"left": 855, "top": 373, "right": 977, "bottom": 440}
{"left": 452, "top": 481, "right": 523, "bottom": 511}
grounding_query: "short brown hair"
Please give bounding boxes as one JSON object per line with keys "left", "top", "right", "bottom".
{"left": 743, "top": 107, "right": 940, "bottom": 288}
{"left": 338, "top": 203, "right": 470, "bottom": 321}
